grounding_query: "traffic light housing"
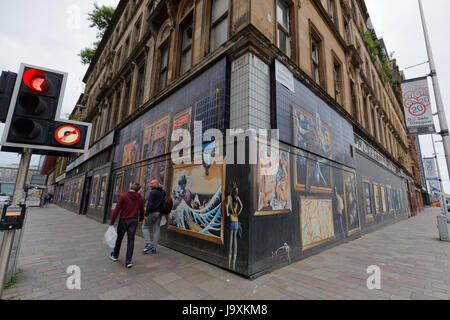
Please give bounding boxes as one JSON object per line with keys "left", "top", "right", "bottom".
{"left": 0, "top": 71, "right": 17, "bottom": 123}
{"left": 1, "top": 64, "right": 91, "bottom": 155}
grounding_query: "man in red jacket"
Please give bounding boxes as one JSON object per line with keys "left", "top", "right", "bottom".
{"left": 110, "top": 183, "right": 145, "bottom": 268}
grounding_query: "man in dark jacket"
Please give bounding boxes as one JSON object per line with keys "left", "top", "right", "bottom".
{"left": 110, "top": 183, "right": 145, "bottom": 268}
{"left": 142, "top": 180, "right": 165, "bottom": 254}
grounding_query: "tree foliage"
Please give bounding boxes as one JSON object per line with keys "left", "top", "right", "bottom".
{"left": 79, "top": 3, "right": 116, "bottom": 66}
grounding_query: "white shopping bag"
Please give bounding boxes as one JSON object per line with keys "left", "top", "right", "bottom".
{"left": 104, "top": 226, "right": 117, "bottom": 248}
{"left": 160, "top": 215, "right": 167, "bottom": 227}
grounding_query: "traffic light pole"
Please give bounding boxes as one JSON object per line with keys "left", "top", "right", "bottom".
{"left": 0, "top": 148, "right": 31, "bottom": 298}
{"left": 419, "top": 0, "right": 450, "bottom": 213}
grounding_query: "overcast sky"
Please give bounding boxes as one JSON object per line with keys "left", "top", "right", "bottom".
{"left": 0, "top": 0, "right": 119, "bottom": 166}
{"left": 1, "top": 0, "right": 449, "bottom": 193}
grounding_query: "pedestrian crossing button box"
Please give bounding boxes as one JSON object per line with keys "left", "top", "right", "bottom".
{"left": 0, "top": 205, "right": 26, "bottom": 231}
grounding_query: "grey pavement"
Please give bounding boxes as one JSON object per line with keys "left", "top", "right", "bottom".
{"left": 2, "top": 205, "right": 450, "bottom": 300}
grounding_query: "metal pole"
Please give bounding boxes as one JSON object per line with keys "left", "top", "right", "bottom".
{"left": 0, "top": 148, "right": 32, "bottom": 298}
{"left": 419, "top": 0, "right": 450, "bottom": 193}
{"left": 9, "top": 148, "right": 32, "bottom": 282}
{"left": 431, "top": 135, "right": 446, "bottom": 215}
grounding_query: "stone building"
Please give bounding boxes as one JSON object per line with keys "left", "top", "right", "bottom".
{"left": 51, "top": 0, "right": 423, "bottom": 277}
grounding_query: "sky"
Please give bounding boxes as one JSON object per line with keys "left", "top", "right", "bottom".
{"left": 0, "top": 0, "right": 449, "bottom": 192}
{"left": 0, "top": 0, "right": 119, "bottom": 166}
{"left": 365, "top": 0, "right": 450, "bottom": 193}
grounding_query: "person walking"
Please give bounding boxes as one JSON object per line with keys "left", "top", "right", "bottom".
{"left": 142, "top": 180, "right": 165, "bottom": 255}
{"left": 110, "top": 183, "right": 145, "bottom": 268}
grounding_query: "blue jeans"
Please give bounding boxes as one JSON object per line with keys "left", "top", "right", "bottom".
{"left": 142, "top": 212, "right": 162, "bottom": 249}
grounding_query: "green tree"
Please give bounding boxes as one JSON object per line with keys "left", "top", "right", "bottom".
{"left": 79, "top": 3, "right": 116, "bottom": 66}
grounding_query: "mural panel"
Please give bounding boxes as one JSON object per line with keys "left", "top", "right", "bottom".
{"left": 122, "top": 141, "right": 140, "bottom": 167}
{"left": 140, "top": 116, "right": 170, "bottom": 203}
{"left": 343, "top": 168, "right": 360, "bottom": 236}
{"left": 168, "top": 163, "right": 225, "bottom": 244}
{"left": 380, "top": 185, "right": 387, "bottom": 214}
{"left": 293, "top": 105, "right": 332, "bottom": 193}
{"left": 90, "top": 175, "right": 99, "bottom": 207}
{"left": 255, "top": 143, "right": 291, "bottom": 216}
{"left": 97, "top": 174, "right": 108, "bottom": 208}
{"left": 363, "top": 179, "right": 374, "bottom": 222}
{"left": 373, "top": 183, "right": 380, "bottom": 216}
{"left": 299, "top": 197, "right": 335, "bottom": 250}
{"left": 111, "top": 172, "right": 123, "bottom": 210}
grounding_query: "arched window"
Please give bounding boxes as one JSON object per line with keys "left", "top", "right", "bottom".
{"left": 155, "top": 20, "right": 172, "bottom": 92}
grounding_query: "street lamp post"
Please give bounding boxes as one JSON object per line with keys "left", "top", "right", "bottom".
{"left": 418, "top": 0, "right": 450, "bottom": 214}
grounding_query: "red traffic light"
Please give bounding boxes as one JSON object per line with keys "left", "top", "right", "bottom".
{"left": 23, "top": 69, "right": 47, "bottom": 93}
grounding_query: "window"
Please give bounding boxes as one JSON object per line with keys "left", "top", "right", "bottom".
{"left": 311, "top": 33, "right": 322, "bottom": 85}
{"left": 344, "top": 18, "right": 350, "bottom": 43}
{"left": 211, "top": 0, "right": 229, "bottom": 50}
{"left": 350, "top": 79, "right": 358, "bottom": 120}
{"left": 328, "top": 0, "right": 337, "bottom": 26}
{"left": 277, "top": 0, "right": 290, "bottom": 55}
{"left": 122, "top": 79, "right": 131, "bottom": 119}
{"left": 333, "top": 60, "right": 342, "bottom": 104}
{"left": 180, "top": 19, "right": 193, "bottom": 74}
{"left": 136, "top": 64, "right": 146, "bottom": 108}
{"left": 134, "top": 17, "right": 142, "bottom": 45}
{"left": 159, "top": 44, "right": 169, "bottom": 91}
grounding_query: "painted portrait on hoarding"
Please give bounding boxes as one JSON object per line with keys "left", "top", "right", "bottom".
{"left": 111, "top": 172, "right": 123, "bottom": 210}
{"left": 300, "top": 197, "right": 335, "bottom": 250}
{"left": 380, "top": 185, "right": 387, "bottom": 214}
{"left": 122, "top": 140, "right": 140, "bottom": 167}
{"left": 255, "top": 142, "right": 291, "bottom": 216}
{"left": 168, "top": 162, "right": 225, "bottom": 244}
{"left": 363, "top": 180, "right": 374, "bottom": 222}
{"left": 90, "top": 175, "right": 99, "bottom": 207}
{"left": 140, "top": 116, "right": 170, "bottom": 203}
{"left": 373, "top": 183, "right": 381, "bottom": 215}
{"left": 343, "top": 169, "right": 360, "bottom": 236}
{"left": 293, "top": 105, "right": 332, "bottom": 193}
{"left": 97, "top": 174, "right": 108, "bottom": 208}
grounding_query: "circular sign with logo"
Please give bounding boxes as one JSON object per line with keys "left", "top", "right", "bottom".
{"left": 55, "top": 125, "right": 81, "bottom": 146}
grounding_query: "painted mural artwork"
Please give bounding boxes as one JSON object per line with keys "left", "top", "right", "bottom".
{"left": 172, "top": 108, "right": 192, "bottom": 149}
{"left": 373, "top": 184, "right": 380, "bottom": 215}
{"left": 226, "top": 182, "right": 243, "bottom": 271}
{"left": 90, "top": 175, "right": 99, "bottom": 207}
{"left": 122, "top": 140, "right": 140, "bottom": 167}
{"left": 98, "top": 175, "right": 108, "bottom": 207}
{"left": 380, "top": 186, "right": 387, "bottom": 214}
{"left": 343, "top": 169, "right": 360, "bottom": 236}
{"left": 140, "top": 117, "right": 170, "bottom": 203}
{"left": 364, "top": 181, "right": 374, "bottom": 221}
{"left": 272, "top": 243, "right": 291, "bottom": 264}
{"left": 122, "top": 166, "right": 141, "bottom": 195}
{"left": 255, "top": 143, "right": 291, "bottom": 216}
{"left": 168, "top": 163, "right": 224, "bottom": 244}
{"left": 111, "top": 172, "right": 123, "bottom": 210}
{"left": 293, "top": 106, "right": 332, "bottom": 193}
{"left": 75, "top": 180, "right": 82, "bottom": 205}
{"left": 300, "top": 198, "right": 335, "bottom": 250}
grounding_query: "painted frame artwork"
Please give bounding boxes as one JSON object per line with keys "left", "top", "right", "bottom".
{"left": 373, "top": 183, "right": 381, "bottom": 216}
{"left": 300, "top": 197, "right": 335, "bottom": 250}
{"left": 111, "top": 171, "right": 124, "bottom": 211}
{"left": 122, "top": 140, "right": 140, "bottom": 167}
{"left": 255, "top": 141, "right": 292, "bottom": 216}
{"left": 168, "top": 162, "right": 225, "bottom": 245}
{"left": 293, "top": 105, "right": 333, "bottom": 193}
{"left": 363, "top": 179, "right": 374, "bottom": 222}
{"left": 97, "top": 174, "right": 108, "bottom": 208}
{"left": 90, "top": 175, "right": 100, "bottom": 207}
{"left": 380, "top": 185, "right": 387, "bottom": 214}
{"left": 171, "top": 107, "right": 192, "bottom": 149}
{"left": 387, "top": 186, "right": 394, "bottom": 214}
{"left": 140, "top": 116, "right": 170, "bottom": 203}
{"left": 342, "top": 168, "right": 361, "bottom": 236}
